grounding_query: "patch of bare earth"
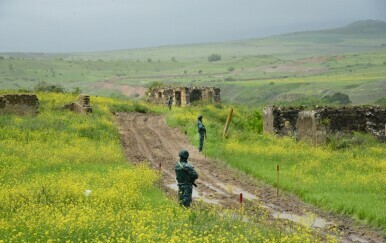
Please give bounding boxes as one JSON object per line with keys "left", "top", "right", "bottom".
{"left": 116, "top": 112, "right": 385, "bottom": 243}
{"left": 92, "top": 80, "right": 147, "bottom": 97}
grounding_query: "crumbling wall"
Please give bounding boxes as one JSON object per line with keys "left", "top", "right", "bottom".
{"left": 63, "top": 94, "right": 92, "bottom": 114}
{"left": 296, "top": 111, "right": 327, "bottom": 144}
{"left": 366, "top": 108, "right": 386, "bottom": 139}
{"left": 147, "top": 86, "right": 221, "bottom": 106}
{"left": 264, "top": 106, "right": 386, "bottom": 143}
{"left": 263, "top": 106, "right": 304, "bottom": 136}
{"left": 0, "top": 94, "right": 39, "bottom": 115}
{"left": 263, "top": 107, "right": 274, "bottom": 134}
{"left": 314, "top": 106, "right": 386, "bottom": 142}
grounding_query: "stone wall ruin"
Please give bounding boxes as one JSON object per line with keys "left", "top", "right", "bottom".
{"left": 0, "top": 94, "right": 39, "bottom": 115}
{"left": 63, "top": 94, "right": 92, "bottom": 114}
{"left": 264, "top": 106, "right": 386, "bottom": 144}
{"left": 263, "top": 106, "right": 304, "bottom": 137}
{"left": 146, "top": 86, "right": 221, "bottom": 106}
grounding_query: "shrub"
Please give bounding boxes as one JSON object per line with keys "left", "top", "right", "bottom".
{"left": 227, "top": 66, "right": 235, "bottom": 72}
{"left": 34, "top": 81, "right": 66, "bottom": 93}
{"left": 208, "top": 54, "right": 221, "bottom": 62}
{"left": 322, "top": 92, "right": 351, "bottom": 104}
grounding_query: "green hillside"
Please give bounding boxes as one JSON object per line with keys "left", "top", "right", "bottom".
{"left": 1, "top": 20, "right": 385, "bottom": 106}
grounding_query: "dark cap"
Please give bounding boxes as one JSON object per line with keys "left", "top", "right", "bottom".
{"left": 198, "top": 114, "right": 203, "bottom": 119}
{"left": 179, "top": 149, "right": 189, "bottom": 159}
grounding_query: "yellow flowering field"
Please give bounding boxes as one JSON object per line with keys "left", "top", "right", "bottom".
{"left": 0, "top": 93, "right": 322, "bottom": 242}
{"left": 168, "top": 104, "right": 386, "bottom": 231}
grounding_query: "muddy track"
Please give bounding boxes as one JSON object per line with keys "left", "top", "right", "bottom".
{"left": 116, "top": 112, "right": 385, "bottom": 243}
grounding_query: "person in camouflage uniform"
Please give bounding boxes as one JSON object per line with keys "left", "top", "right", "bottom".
{"left": 168, "top": 96, "right": 173, "bottom": 111}
{"left": 197, "top": 115, "right": 206, "bottom": 152}
{"left": 175, "top": 149, "right": 198, "bottom": 207}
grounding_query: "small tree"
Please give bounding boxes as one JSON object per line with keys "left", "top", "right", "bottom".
{"left": 227, "top": 66, "right": 235, "bottom": 72}
{"left": 208, "top": 54, "right": 221, "bottom": 62}
{"left": 198, "top": 70, "right": 203, "bottom": 74}
{"left": 322, "top": 92, "right": 351, "bottom": 104}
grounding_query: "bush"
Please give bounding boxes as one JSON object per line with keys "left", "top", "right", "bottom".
{"left": 208, "top": 54, "right": 221, "bottom": 62}
{"left": 322, "top": 92, "right": 351, "bottom": 104}
{"left": 227, "top": 66, "right": 235, "bottom": 72}
{"left": 34, "top": 81, "right": 66, "bottom": 93}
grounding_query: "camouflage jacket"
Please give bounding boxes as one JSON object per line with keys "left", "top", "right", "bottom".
{"left": 175, "top": 161, "right": 198, "bottom": 186}
{"left": 197, "top": 120, "right": 206, "bottom": 134}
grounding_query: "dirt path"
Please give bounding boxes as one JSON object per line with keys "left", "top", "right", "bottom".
{"left": 116, "top": 112, "right": 385, "bottom": 243}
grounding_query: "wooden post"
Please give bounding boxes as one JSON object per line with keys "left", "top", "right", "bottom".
{"left": 276, "top": 164, "right": 280, "bottom": 197}
{"left": 223, "top": 108, "right": 234, "bottom": 137}
{"left": 239, "top": 193, "right": 243, "bottom": 205}
{"left": 159, "top": 163, "right": 162, "bottom": 188}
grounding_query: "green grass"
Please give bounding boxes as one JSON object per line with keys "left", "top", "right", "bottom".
{"left": 167, "top": 104, "right": 386, "bottom": 231}
{"left": 0, "top": 92, "right": 322, "bottom": 242}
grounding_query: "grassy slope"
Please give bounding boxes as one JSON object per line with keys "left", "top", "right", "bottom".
{"left": 1, "top": 20, "right": 385, "bottom": 106}
{"left": 0, "top": 93, "right": 323, "bottom": 242}
{"left": 166, "top": 104, "right": 386, "bottom": 231}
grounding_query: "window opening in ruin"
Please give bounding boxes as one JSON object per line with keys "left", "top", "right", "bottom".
{"left": 207, "top": 91, "right": 213, "bottom": 101}
{"left": 175, "top": 91, "right": 181, "bottom": 106}
{"left": 158, "top": 92, "right": 162, "bottom": 99}
{"left": 190, "top": 89, "right": 202, "bottom": 103}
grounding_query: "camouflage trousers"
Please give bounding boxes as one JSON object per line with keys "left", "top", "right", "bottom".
{"left": 178, "top": 184, "right": 193, "bottom": 207}
{"left": 199, "top": 133, "right": 205, "bottom": 152}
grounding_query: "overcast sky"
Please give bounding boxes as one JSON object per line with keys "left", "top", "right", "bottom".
{"left": 0, "top": 0, "right": 385, "bottom": 53}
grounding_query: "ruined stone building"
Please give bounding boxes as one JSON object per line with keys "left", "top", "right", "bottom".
{"left": 63, "top": 95, "right": 92, "bottom": 114}
{"left": 264, "top": 106, "right": 386, "bottom": 144}
{"left": 0, "top": 94, "right": 39, "bottom": 115}
{"left": 146, "top": 86, "right": 221, "bottom": 106}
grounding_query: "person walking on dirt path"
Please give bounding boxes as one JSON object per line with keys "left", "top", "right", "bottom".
{"left": 168, "top": 96, "right": 173, "bottom": 111}
{"left": 175, "top": 149, "right": 198, "bottom": 207}
{"left": 197, "top": 115, "right": 207, "bottom": 152}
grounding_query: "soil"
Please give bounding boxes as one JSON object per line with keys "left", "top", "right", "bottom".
{"left": 91, "top": 80, "right": 147, "bottom": 97}
{"left": 116, "top": 112, "right": 385, "bottom": 243}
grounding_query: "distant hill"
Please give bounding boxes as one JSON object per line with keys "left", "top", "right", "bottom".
{"left": 276, "top": 20, "right": 386, "bottom": 40}
{"left": 326, "top": 20, "right": 386, "bottom": 34}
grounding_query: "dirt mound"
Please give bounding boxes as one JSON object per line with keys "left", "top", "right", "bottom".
{"left": 116, "top": 112, "right": 385, "bottom": 242}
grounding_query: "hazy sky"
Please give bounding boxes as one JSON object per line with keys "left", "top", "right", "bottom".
{"left": 0, "top": 0, "right": 385, "bottom": 53}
